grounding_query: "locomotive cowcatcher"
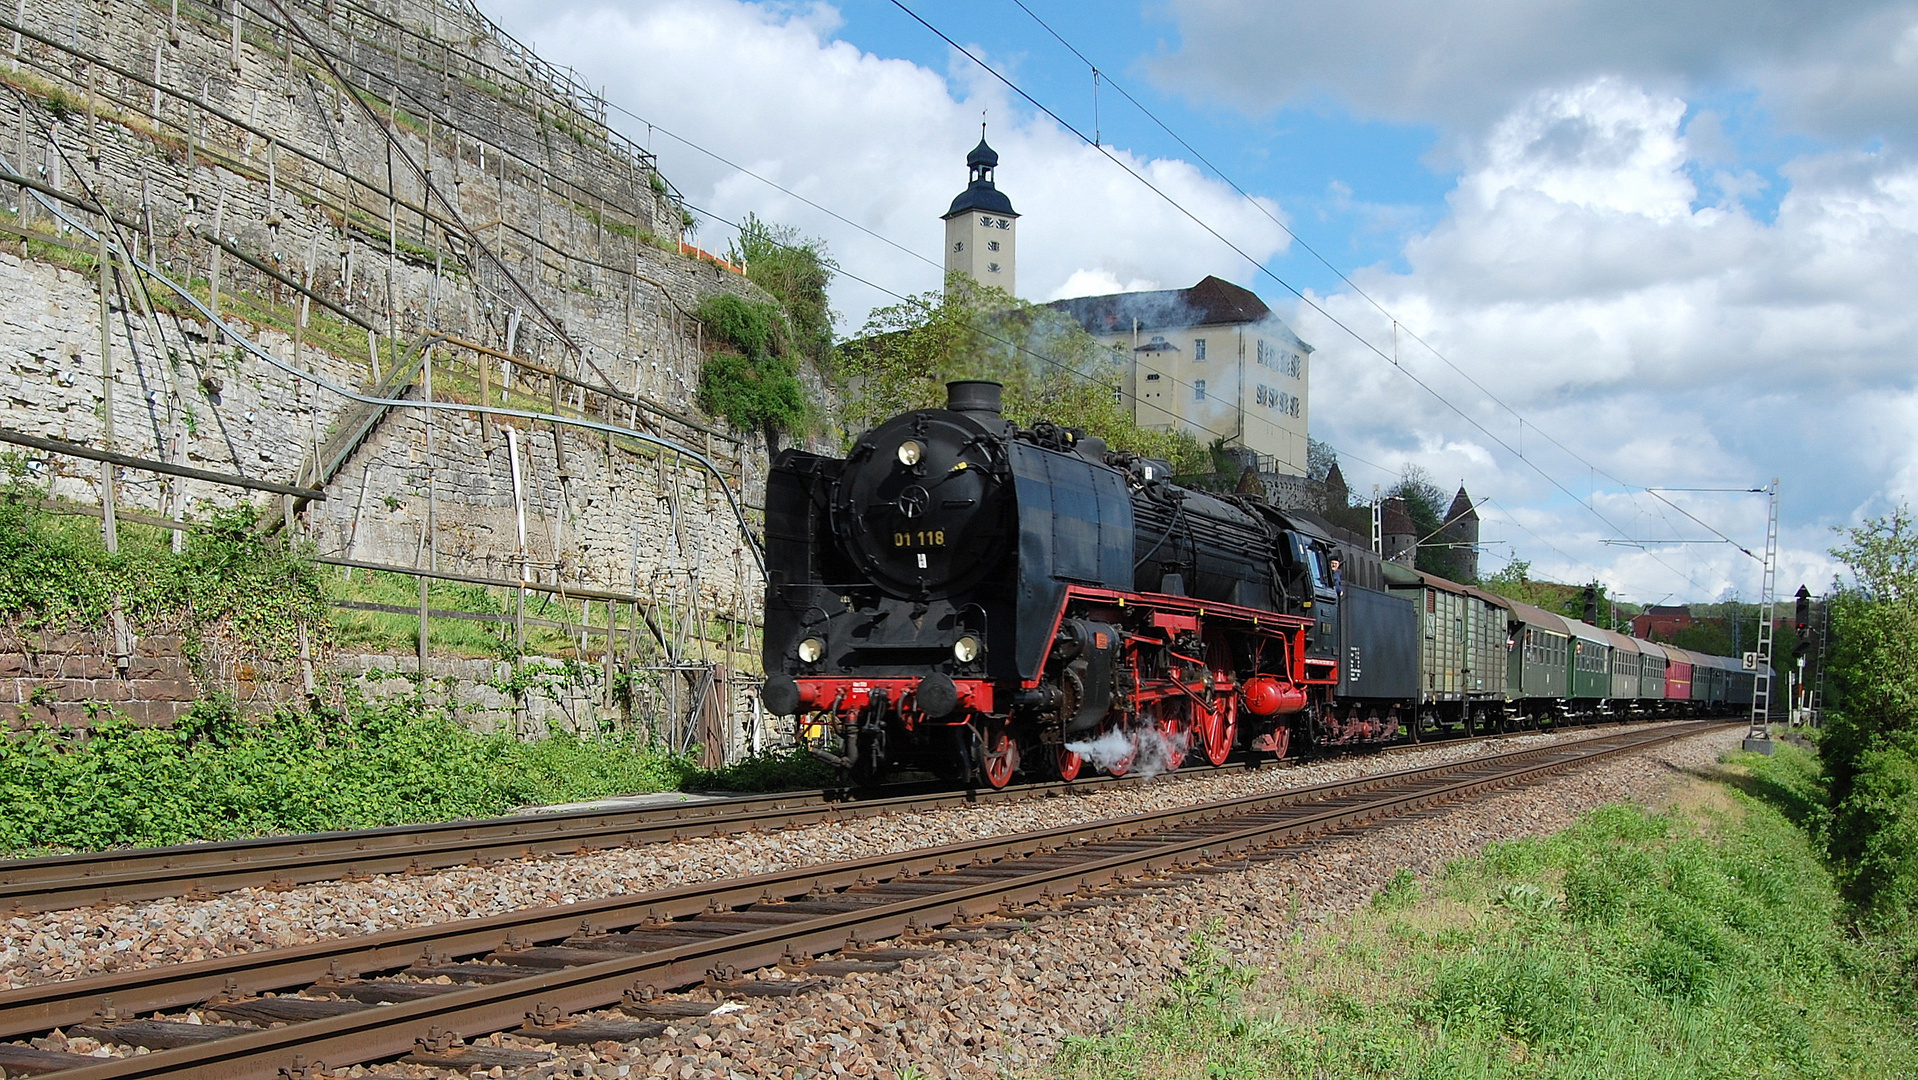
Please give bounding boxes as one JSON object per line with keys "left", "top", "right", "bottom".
{"left": 759, "top": 381, "right": 1392, "bottom": 787}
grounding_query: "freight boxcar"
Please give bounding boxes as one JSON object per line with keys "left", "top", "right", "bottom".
{"left": 1383, "top": 565, "right": 1509, "bottom": 734}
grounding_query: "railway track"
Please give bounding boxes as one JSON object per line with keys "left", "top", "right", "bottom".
{"left": 0, "top": 720, "right": 1724, "bottom": 1079}
{"left": 0, "top": 721, "right": 1614, "bottom": 916}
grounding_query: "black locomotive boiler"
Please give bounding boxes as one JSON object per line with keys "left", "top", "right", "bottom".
{"left": 759, "top": 380, "right": 1411, "bottom": 787}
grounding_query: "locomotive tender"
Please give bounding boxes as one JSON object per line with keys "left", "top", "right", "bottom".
{"left": 760, "top": 381, "right": 1756, "bottom": 787}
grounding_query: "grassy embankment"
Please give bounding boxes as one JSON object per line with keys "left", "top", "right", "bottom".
{"left": 1053, "top": 741, "right": 1918, "bottom": 1079}
{"left": 0, "top": 491, "right": 824, "bottom": 854}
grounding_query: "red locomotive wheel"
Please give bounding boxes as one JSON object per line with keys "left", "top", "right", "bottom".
{"left": 979, "top": 717, "right": 1019, "bottom": 789}
{"left": 1266, "top": 724, "right": 1291, "bottom": 760}
{"left": 1151, "top": 699, "right": 1189, "bottom": 773}
{"left": 1055, "top": 744, "right": 1085, "bottom": 781}
{"left": 1103, "top": 729, "right": 1138, "bottom": 777}
{"left": 1195, "top": 697, "right": 1236, "bottom": 767}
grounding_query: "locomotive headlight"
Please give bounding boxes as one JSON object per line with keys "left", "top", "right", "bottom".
{"left": 798, "top": 637, "right": 826, "bottom": 664}
{"left": 897, "top": 440, "right": 924, "bottom": 466}
{"left": 953, "top": 635, "right": 981, "bottom": 663}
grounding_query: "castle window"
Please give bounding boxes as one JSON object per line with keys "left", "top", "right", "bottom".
{"left": 987, "top": 240, "right": 1000, "bottom": 251}
{"left": 953, "top": 241, "right": 963, "bottom": 252}
{"left": 987, "top": 262, "right": 1001, "bottom": 273}
{"left": 980, "top": 215, "right": 993, "bottom": 226}
{"left": 1194, "top": 379, "right": 1206, "bottom": 401}
{"left": 1145, "top": 372, "right": 1161, "bottom": 381}
{"left": 1194, "top": 338, "right": 1207, "bottom": 361}
{"left": 995, "top": 218, "right": 1010, "bottom": 229}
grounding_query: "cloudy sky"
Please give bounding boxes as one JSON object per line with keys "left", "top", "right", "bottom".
{"left": 477, "top": 0, "right": 1918, "bottom": 606}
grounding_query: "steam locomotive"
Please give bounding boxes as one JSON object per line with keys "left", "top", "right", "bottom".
{"left": 759, "top": 381, "right": 1755, "bottom": 787}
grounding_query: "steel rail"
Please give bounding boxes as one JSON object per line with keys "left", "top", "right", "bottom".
{"left": 0, "top": 722, "right": 1723, "bottom": 1077}
{"left": 0, "top": 721, "right": 1624, "bottom": 915}
{"left": 0, "top": 760, "right": 1253, "bottom": 915}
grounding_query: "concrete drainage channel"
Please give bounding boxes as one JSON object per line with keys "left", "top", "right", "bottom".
{"left": 0, "top": 722, "right": 1725, "bottom": 1079}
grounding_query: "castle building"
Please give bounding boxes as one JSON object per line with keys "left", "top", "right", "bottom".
{"left": 942, "top": 133, "right": 1018, "bottom": 295}
{"left": 1050, "top": 275, "right": 1314, "bottom": 475}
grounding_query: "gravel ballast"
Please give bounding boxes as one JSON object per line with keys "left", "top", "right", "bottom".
{"left": 0, "top": 723, "right": 1705, "bottom": 990}
{"left": 314, "top": 724, "right": 1744, "bottom": 1080}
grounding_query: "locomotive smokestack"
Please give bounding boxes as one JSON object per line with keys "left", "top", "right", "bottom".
{"left": 946, "top": 380, "right": 1003, "bottom": 417}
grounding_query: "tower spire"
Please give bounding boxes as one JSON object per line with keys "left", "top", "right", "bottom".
{"left": 942, "top": 125, "right": 1018, "bottom": 295}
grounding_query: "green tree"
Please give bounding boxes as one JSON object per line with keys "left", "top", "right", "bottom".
{"left": 840, "top": 277, "right": 1208, "bottom": 472}
{"left": 1390, "top": 466, "right": 1465, "bottom": 580}
{"left": 1823, "top": 507, "right": 1918, "bottom": 929}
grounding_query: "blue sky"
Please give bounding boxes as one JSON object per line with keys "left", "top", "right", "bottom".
{"left": 482, "top": 0, "right": 1918, "bottom": 604}
{"left": 818, "top": 0, "right": 1454, "bottom": 289}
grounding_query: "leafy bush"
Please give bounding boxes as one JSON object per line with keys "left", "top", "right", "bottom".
{"left": 0, "top": 483, "right": 325, "bottom": 663}
{"left": 697, "top": 293, "right": 781, "bottom": 360}
{"left": 697, "top": 350, "right": 806, "bottom": 447}
{"left": 0, "top": 693, "right": 695, "bottom": 853}
{"left": 679, "top": 746, "right": 838, "bottom": 792}
{"left": 694, "top": 294, "right": 809, "bottom": 447}
{"left": 728, "top": 212, "right": 836, "bottom": 367}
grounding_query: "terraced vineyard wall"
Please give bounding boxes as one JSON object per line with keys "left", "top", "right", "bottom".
{"left": 0, "top": 0, "right": 791, "bottom": 758}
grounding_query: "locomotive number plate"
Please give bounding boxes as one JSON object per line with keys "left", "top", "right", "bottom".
{"left": 893, "top": 530, "right": 947, "bottom": 548}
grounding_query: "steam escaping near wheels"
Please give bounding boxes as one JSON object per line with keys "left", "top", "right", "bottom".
{"left": 1065, "top": 727, "right": 1190, "bottom": 780}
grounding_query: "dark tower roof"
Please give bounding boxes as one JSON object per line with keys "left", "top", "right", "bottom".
{"left": 1324, "top": 462, "right": 1349, "bottom": 509}
{"left": 1381, "top": 496, "right": 1416, "bottom": 537}
{"left": 1448, "top": 485, "right": 1478, "bottom": 522}
{"left": 944, "top": 135, "right": 1018, "bottom": 219}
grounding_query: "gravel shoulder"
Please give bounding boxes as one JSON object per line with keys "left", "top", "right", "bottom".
{"left": 0, "top": 723, "right": 1701, "bottom": 990}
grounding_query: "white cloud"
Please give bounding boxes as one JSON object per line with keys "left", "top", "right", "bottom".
{"left": 477, "top": 0, "right": 1288, "bottom": 326}
{"left": 1152, "top": 0, "right": 1918, "bottom": 143}
{"left": 1294, "top": 77, "right": 1910, "bottom": 600}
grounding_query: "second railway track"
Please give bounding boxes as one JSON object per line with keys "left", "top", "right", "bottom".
{"left": 0, "top": 722, "right": 1594, "bottom": 916}
{"left": 0, "top": 720, "right": 1726, "bottom": 1080}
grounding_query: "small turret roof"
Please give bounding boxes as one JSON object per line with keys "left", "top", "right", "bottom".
{"left": 967, "top": 137, "right": 999, "bottom": 169}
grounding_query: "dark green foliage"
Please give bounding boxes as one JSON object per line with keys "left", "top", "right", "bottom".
{"left": 694, "top": 294, "right": 809, "bottom": 448}
{"left": 0, "top": 693, "right": 693, "bottom": 853}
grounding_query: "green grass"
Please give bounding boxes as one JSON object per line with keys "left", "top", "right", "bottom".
{"left": 1051, "top": 742, "right": 1918, "bottom": 1079}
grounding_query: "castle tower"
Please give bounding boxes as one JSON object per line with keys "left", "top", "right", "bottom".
{"left": 942, "top": 130, "right": 1018, "bottom": 295}
{"left": 1381, "top": 496, "right": 1418, "bottom": 567}
{"left": 1443, "top": 485, "right": 1481, "bottom": 581}
{"left": 1324, "top": 461, "right": 1349, "bottom": 510}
